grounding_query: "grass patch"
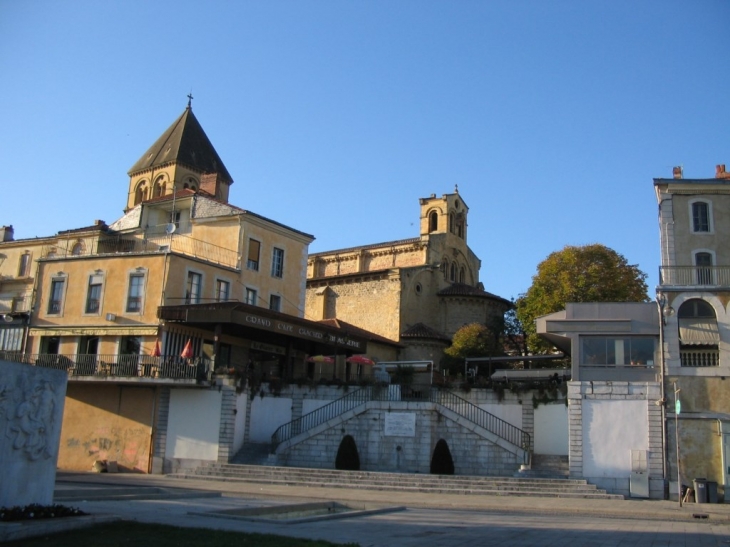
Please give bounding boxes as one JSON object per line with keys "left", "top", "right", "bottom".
{"left": 3, "top": 521, "right": 360, "bottom": 547}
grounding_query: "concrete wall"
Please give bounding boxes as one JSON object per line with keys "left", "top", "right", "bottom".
{"left": 0, "top": 360, "right": 67, "bottom": 506}
{"left": 534, "top": 403, "right": 569, "bottom": 456}
{"left": 165, "top": 388, "right": 222, "bottom": 472}
{"left": 59, "top": 384, "right": 154, "bottom": 472}
{"left": 568, "top": 381, "right": 664, "bottom": 498}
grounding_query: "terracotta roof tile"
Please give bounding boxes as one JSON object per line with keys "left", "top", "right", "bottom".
{"left": 437, "top": 283, "right": 511, "bottom": 305}
{"left": 401, "top": 322, "right": 450, "bottom": 341}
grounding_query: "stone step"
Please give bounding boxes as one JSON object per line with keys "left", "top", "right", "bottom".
{"left": 169, "top": 463, "right": 622, "bottom": 500}
{"left": 195, "top": 464, "right": 590, "bottom": 486}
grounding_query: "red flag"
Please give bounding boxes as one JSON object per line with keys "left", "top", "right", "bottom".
{"left": 180, "top": 339, "right": 193, "bottom": 359}
{"left": 151, "top": 339, "right": 161, "bottom": 357}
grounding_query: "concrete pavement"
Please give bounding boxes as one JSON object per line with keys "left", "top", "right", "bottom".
{"left": 2, "top": 472, "right": 730, "bottom": 545}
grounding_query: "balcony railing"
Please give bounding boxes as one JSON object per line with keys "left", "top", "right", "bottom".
{"left": 0, "top": 352, "right": 211, "bottom": 381}
{"left": 680, "top": 348, "right": 719, "bottom": 367}
{"left": 659, "top": 266, "right": 730, "bottom": 288}
{"left": 42, "top": 233, "right": 239, "bottom": 269}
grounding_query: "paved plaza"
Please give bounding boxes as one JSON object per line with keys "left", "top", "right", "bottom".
{"left": 5, "top": 473, "right": 730, "bottom": 546}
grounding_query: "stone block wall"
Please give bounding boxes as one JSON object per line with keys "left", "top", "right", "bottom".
{"left": 276, "top": 401, "right": 521, "bottom": 476}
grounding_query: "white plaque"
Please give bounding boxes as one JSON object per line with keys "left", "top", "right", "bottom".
{"left": 384, "top": 412, "right": 416, "bottom": 437}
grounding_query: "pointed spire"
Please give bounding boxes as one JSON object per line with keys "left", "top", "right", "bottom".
{"left": 128, "top": 107, "right": 232, "bottom": 184}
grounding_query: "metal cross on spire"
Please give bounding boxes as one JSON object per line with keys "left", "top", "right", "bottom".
{"left": 187, "top": 92, "right": 194, "bottom": 108}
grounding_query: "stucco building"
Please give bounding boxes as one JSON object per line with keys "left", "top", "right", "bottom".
{"left": 306, "top": 190, "right": 511, "bottom": 367}
{"left": 656, "top": 164, "right": 730, "bottom": 501}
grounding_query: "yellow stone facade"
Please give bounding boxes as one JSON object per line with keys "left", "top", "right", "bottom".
{"left": 306, "top": 191, "right": 510, "bottom": 367}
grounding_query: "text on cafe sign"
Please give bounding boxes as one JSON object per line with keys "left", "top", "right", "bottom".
{"left": 243, "top": 313, "right": 363, "bottom": 350}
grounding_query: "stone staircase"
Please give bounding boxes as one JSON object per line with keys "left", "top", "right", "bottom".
{"left": 171, "top": 463, "right": 623, "bottom": 499}
{"left": 517, "top": 454, "right": 569, "bottom": 479}
{"left": 231, "top": 443, "right": 273, "bottom": 466}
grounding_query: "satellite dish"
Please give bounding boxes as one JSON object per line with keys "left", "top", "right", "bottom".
{"left": 2, "top": 314, "right": 13, "bottom": 323}
{"left": 165, "top": 223, "right": 176, "bottom": 234}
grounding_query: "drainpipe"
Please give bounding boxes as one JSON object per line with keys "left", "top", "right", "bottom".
{"left": 657, "top": 294, "right": 669, "bottom": 498}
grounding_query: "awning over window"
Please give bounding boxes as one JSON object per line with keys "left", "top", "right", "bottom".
{"left": 678, "top": 318, "right": 720, "bottom": 345}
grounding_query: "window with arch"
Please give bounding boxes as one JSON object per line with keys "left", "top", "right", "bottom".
{"left": 695, "top": 251, "right": 714, "bottom": 285}
{"left": 441, "top": 259, "right": 449, "bottom": 281}
{"left": 459, "top": 267, "right": 465, "bottom": 284}
{"left": 183, "top": 177, "right": 198, "bottom": 192}
{"left": 428, "top": 211, "right": 438, "bottom": 233}
{"left": 134, "top": 182, "right": 148, "bottom": 205}
{"left": 17, "top": 252, "right": 31, "bottom": 277}
{"left": 450, "top": 262, "right": 456, "bottom": 282}
{"left": 71, "top": 241, "right": 85, "bottom": 256}
{"left": 152, "top": 176, "right": 166, "bottom": 198}
{"left": 449, "top": 213, "right": 454, "bottom": 234}
{"left": 677, "top": 298, "right": 719, "bottom": 366}
{"left": 691, "top": 200, "right": 711, "bottom": 233}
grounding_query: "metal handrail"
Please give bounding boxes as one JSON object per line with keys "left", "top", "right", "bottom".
{"left": 432, "top": 389, "right": 531, "bottom": 457}
{"left": 271, "top": 385, "right": 531, "bottom": 463}
{"left": 659, "top": 265, "right": 730, "bottom": 287}
{"left": 0, "top": 352, "right": 209, "bottom": 381}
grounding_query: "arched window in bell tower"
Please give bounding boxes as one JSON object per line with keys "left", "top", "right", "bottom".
{"left": 134, "top": 182, "right": 148, "bottom": 206}
{"left": 449, "top": 213, "right": 454, "bottom": 234}
{"left": 152, "top": 176, "right": 166, "bottom": 198}
{"left": 429, "top": 211, "right": 438, "bottom": 233}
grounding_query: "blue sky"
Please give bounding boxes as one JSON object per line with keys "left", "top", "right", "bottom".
{"left": 1, "top": 1, "right": 727, "bottom": 301}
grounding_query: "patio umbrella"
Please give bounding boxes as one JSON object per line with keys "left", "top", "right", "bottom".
{"left": 180, "top": 339, "right": 193, "bottom": 359}
{"left": 151, "top": 339, "right": 161, "bottom": 357}
{"left": 306, "top": 355, "right": 334, "bottom": 364}
{"left": 346, "top": 355, "right": 375, "bottom": 365}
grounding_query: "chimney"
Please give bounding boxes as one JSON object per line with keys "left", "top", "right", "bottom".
{"left": 200, "top": 173, "right": 222, "bottom": 199}
{"left": 672, "top": 166, "right": 683, "bottom": 179}
{"left": 0, "top": 225, "right": 14, "bottom": 242}
{"left": 716, "top": 164, "right": 730, "bottom": 179}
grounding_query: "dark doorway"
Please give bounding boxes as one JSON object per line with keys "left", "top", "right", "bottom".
{"left": 430, "top": 439, "right": 455, "bottom": 475}
{"left": 335, "top": 435, "right": 360, "bottom": 471}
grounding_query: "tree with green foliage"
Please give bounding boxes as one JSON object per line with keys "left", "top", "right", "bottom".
{"left": 445, "top": 322, "right": 502, "bottom": 360}
{"left": 516, "top": 244, "right": 649, "bottom": 353}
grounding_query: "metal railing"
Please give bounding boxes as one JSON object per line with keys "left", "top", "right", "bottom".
{"left": 271, "top": 385, "right": 531, "bottom": 463}
{"left": 659, "top": 266, "right": 730, "bottom": 287}
{"left": 680, "top": 348, "right": 719, "bottom": 367}
{"left": 0, "top": 352, "right": 210, "bottom": 380}
{"left": 41, "top": 233, "right": 239, "bottom": 269}
{"left": 432, "top": 389, "right": 531, "bottom": 456}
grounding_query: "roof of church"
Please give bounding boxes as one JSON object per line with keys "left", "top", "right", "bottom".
{"left": 308, "top": 237, "right": 422, "bottom": 258}
{"left": 437, "top": 283, "right": 511, "bottom": 305}
{"left": 401, "top": 322, "right": 450, "bottom": 341}
{"left": 128, "top": 106, "right": 233, "bottom": 183}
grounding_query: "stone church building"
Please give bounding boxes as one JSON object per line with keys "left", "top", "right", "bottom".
{"left": 305, "top": 190, "right": 511, "bottom": 366}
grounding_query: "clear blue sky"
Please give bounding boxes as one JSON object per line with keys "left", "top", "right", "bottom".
{"left": 1, "top": 1, "right": 727, "bottom": 301}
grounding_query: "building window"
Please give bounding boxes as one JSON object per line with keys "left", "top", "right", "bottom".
{"left": 71, "top": 241, "right": 85, "bottom": 256}
{"left": 459, "top": 267, "right": 465, "bottom": 284}
{"left": 48, "top": 278, "right": 65, "bottom": 314}
{"left": 169, "top": 211, "right": 181, "bottom": 229}
{"left": 450, "top": 263, "right": 456, "bottom": 282}
{"left": 271, "top": 248, "right": 284, "bottom": 278}
{"left": 216, "top": 279, "right": 230, "bottom": 302}
{"left": 441, "top": 259, "right": 449, "bottom": 281}
{"left": 134, "top": 182, "right": 148, "bottom": 205}
{"left": 247, "top": 239, "right": 260, "bottom": 271}
{"left": 678, "top": 299, "right": 719, "bottom": 366}
{"left": 691, "top": 201, "right": 711, "bottom": 233}
{"left": 186, "top": 272, "right": 202, "bottom": 304}
{"left": 17, "top": 253, "right": 31, "bottom": 277}
{"left": 429, "top": 211, "right": 438, "bottom": 232}
{"left": 581, "top": 336, "right": 656, "bottom": 366}
{"left": 269, "top": 294, "right": 281, "bottom": 312}
{"left": 695, "top": 252, "right": 713, "bottom": 285}
{"left": 126, "top": 273, "right": 145, "bottom": 312}
{"left": 85, "top": 274, "right": 103, "bottom": 314}
{"left": 245, "top": 288, "right": 257, "bottom": 306}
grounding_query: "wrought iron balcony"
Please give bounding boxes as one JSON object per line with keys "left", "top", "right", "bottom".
{"left": 41, "top": 233, "right": 239, "bottom": 269}
{"left": 659, "top": 266, "right": 730, "bottom": 288}
{"left": 0, "top": 352, "right": 211, "bottom": 382}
